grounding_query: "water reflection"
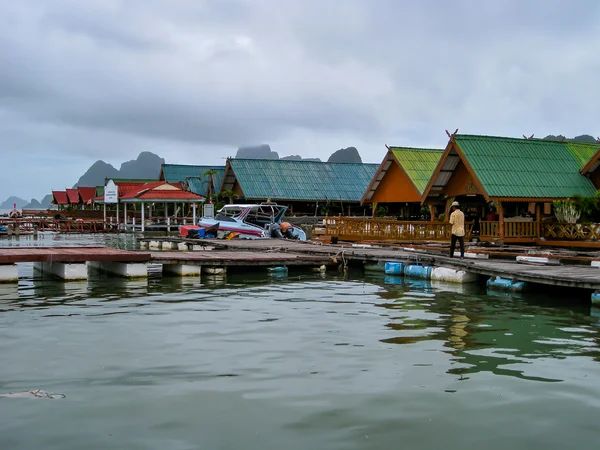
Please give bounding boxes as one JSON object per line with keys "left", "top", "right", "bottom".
{"left": 370, "top": 273, "right": 600, "bottom": 383}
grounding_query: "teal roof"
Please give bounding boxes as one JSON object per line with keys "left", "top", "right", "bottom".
{"left": 453, "top": 135, "right": 599, "bottom": 198}
{"left": 226, "top": 159, "right": 379, "bottom": 201}
{"left": 160, "top": 164, "right": 225, "bottom": 196}
{"left": 390, "top": 147, "right": 443, "bottom": 194}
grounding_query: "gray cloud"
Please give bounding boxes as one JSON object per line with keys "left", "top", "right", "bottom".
{"left": 0, "top": 0, "right": 599, "bottom": 199}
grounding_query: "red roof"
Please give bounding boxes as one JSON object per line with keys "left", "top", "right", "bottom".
{"left": 52, "top": 191, "right": 69, "bottom": 205}
{"left": 66, "top": 188, "right": 80, "bottom": 204}
{"left": 119, "top": 182, "right": 203, "bottom": 201}
{"left": 78, "top": 187, "right": 97, "bottom": 204}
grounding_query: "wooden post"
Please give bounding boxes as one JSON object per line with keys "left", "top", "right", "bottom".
{"left": 428, "top": 204, "right": 435, "bottom": 222}
{"left": 444, "top": 198, "right": 452, "bottom": 221}
{"left": 372, "top": 202, "right": 377, "bottom": 219}
{"left": 498, "top": 201, "right": 504, "bottom": 239}
{"left": 535, "top": 202, "right": 541, "bottom": 238}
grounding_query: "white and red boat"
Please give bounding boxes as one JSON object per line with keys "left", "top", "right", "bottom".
{"left": 179, "top": 203, "right": 306, "bottom": 241}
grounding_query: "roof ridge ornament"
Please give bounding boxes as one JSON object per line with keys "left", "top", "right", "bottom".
{"left": 445, "top": 129, "right": 459, "bottom": 141}
{"left": 523, "top": 134, "right": 535, "bottom": 140}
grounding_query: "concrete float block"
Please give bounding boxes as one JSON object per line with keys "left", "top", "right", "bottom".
{"left": 162, "top": 264, "right": 201, "bottom": 277}
{"left": 161, "top": 241, "right": 178, "bottom": 250}
{"left": 0, "top": 264, "right": 18, "bottom": 283}
{"left": 404, "top": 264, "right": 432, "bottom": 280}
{"left": 88, "top": 261, "right": 148, "bottom": 278}
{"left": 203, "top": 275, "right": 226, "bottom": 287}
{"left": 139, "top": 241, "right": 149, "bottom": 250}
{"left": 203, "top": 267, "right": 227, "bottom": 275}
{"left": 177, "top": 242, "right": 188, "bottom": 251}
{"left": 431, "top": 267, "right": 479, "bottom": 284}
{"left": 591, "top": 261, "right": 600, "bottom": 268}
{"left": 149, "top": 240, "right": 161, "bottom": 250}
{"left": 453, "top": 252, "right": 489, "bottom": 259}
{"left": 192, "top": 245, "right": 215, "bottom": 251}
{"left": 487, "top": 276, "right": 527, "bottom": 292}
{"left": 516, "top": 256, "right": 560, "bottom": 266}
{"left": 34, "top": 262, "right": 88, "bottom": 280}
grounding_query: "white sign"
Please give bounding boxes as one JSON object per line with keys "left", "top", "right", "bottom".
{"left": 104, "top": 180, "right": 118, "bottom": 204}
{"left": 203, "top": 203, "right": 214, "bottom": 218}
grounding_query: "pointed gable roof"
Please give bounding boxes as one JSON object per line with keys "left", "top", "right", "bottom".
{"left": 52, "top": 191, "right": 69, "bottom": 205}
{"left": 362, "top": 146, "right": 443, "bottom": 203}
{"left": 581, "top": 147, "right": 600, "bottom": 176}
{"left": 66, "top": 188, "right": 80, "bottom": 204}
{"left": 77, "top": 187, "right": 97, "bottom": 204}
{"left": 422, "top": 134, "right": 598, "bottom": 201}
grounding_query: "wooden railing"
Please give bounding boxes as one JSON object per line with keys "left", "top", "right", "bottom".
{"left": 543, "top": 223, "right": 600, "bottom": 241}
{"left": 479, "top": 221, "right": 499, "bottom": 238}
{"left": 504, "top": 221, "right": 538, "bottom": 238}
{"left": 324, "top": 217, "right": 600, "bottom": 243}
{"left": 324, "top": 217, "right": 453, "bottom": 241}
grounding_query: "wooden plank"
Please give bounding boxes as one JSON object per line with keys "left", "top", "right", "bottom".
{"left": 0, "top": 247, "right": 151, "bottom": 263}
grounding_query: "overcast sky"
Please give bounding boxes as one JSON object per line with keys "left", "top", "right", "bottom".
{"left": 1, "top": 0, "right": 599, "bottom": 200}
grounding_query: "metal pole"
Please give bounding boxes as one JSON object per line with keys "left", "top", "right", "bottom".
{"left": 192, "top": 204, "right": 197, "bottom": 225}
{"left": 141, "top": 202, "right": 145, "bottom": 232}
{"left": 124, "top": 203, "right": 127, "bottom": 230}
{"left": 103, "top": 203, "right": 106, "bottom": 222}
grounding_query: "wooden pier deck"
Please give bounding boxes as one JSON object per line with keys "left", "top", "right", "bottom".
{"left": 151, "top": 251, "right": 331, "bottom": 267}
{"left": 0, "top": 247, "right": 150, "bottom": 264}
{"left": 139, "top": 238, "right": 600, "bottom": 290}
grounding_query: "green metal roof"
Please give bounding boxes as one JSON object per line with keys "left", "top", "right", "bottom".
{"left": 390, "top": 147, "right": 443, "bottom": 195}
{"left": 454, "top": 135, "right": 599, "bottom": 198}
{"left": 227, "top": 159, "right": 379, "bottom": 201}
{"left": 160, "top": 164, "right": 225, "bottom": 196}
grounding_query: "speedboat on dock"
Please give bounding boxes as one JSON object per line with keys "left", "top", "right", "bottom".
{"left": 180, "top": 203, "right": 307, "bottom": 241}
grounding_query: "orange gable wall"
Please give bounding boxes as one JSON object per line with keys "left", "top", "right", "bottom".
{"left": 371, "top": 161, "right": 421, "bottom": 203}
{"left": 444, "top": 160, "right": 483, "bottom": 197}
{"left": 590, "top": 170, "right": 600, "bottom": 190}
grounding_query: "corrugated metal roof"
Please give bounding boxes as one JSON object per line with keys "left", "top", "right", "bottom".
{"left": 227, "top": 159, "right": 379, "bottom": 201}
{"left": 52, "top": 191, "right": 69, "bottom": 205}
{"left": 66, "top": 188, "right": 80, "bottom": 204}
{"left": 78, "top": 187, "right": 97, "bottom": 204}
{"left": 454, "top": 135, "right": 598, "bottom": 198}
{"left": 390, "top": 147, "right": 443, "bottom": 195}
{"left": 161, "top": 164, "right": 225, "bottom": 195}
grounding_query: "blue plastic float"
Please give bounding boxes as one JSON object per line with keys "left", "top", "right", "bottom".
{"left": 486, "top": 276, "right": 527, "bottom": 292}
{"left": 403, "top": 265, "right": 433, "bottom": 280}
{"left": 384, "top": 262, "right": 404, "bottom": 275}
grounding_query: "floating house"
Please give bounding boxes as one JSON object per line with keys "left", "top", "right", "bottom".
{"left": 421, "top": 134, "right": 600, "bottom": 240}
{"left": 51, "top": 186, "right": 99, "bottom": 210}
{"left": 95, "top": 180, "right": 204, "bottom": 230}
{"left": 361, "top": 146, "right": 443, "bottom": 219}
{"left": 159, "top": 164, "right": 225, "bottom": 198}
{"left": 220, "top": 158, "right": 379, "bottom": 215}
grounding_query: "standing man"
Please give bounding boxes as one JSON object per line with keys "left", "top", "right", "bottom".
{"left": 449, "top": 201, "right": 465, "bottom": 258}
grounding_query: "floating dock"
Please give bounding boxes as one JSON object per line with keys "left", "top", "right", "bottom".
{"left": 3, "top": 239, "right": 600, "bottom": 304}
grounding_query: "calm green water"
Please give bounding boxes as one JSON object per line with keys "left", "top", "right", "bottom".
{"left": 1, "top": 234, "right": 600, "bottom": 449}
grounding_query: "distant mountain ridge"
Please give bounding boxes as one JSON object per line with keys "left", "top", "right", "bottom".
{"left": 235, "top": 145, "right": 362, "bottom": 163}
{"left": 74, "top": 151, "right": 165, "bottom": 188}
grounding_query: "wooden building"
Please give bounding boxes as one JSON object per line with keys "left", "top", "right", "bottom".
{"left": 361, "top": 146, "right": 443, "bottom": 219}
{"left": 421, "top": 134, "right": 600, "bottom": 240}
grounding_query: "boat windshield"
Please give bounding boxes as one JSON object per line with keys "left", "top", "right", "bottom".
{"left": 214, "top": 206, "right": 244, "bottom": 221}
